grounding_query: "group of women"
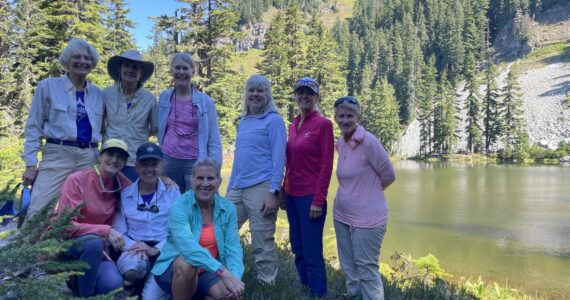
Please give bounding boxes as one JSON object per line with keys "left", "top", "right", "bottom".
{"left": 21, "top": 38, "right": 396, "bottom": 300}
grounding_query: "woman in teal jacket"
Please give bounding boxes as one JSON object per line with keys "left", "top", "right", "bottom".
{"left": 152, "top": 158, "right": 244, "bottom": 300}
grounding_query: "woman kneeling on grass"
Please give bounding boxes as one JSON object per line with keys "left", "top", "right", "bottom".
{"left": 333, "top": 96, "right": 396, "bottom": 300}
{"left": 151, "top": 158, "right": 245, "bottom": 300}
{"left": 55, "top": 139, "right": 132, "bottom": 297}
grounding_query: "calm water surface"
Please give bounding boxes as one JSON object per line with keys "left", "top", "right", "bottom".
{"left": 222, "top": 161, "right": 570, "bottom": 298}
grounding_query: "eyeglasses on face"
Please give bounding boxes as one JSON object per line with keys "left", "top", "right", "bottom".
{"left": 334, "top": 97, "right": 360, "bottom": 108}
{"left": 137, "top": 203, "right": 159, "bottom": 213}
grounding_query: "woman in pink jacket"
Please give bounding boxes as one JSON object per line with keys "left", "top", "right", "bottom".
{"left": 333, "top": 96, "right": 396, "bottom": 300}
{"left": 55, "top": 139, "right": 132, "bottom": 297}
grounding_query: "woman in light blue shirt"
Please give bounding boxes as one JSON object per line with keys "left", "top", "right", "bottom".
{"left": 21, "top": 38, "right": 104, "bottom": 220}
{"left": 113, "top": 142, "right": 179, "bottom": 299}
{"left": 226, "top": 74, "right": 286, "bottom": 284}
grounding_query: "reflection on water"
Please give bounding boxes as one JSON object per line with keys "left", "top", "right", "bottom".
{"left": 221, "top": 161, "right": 570, "bottom": 297}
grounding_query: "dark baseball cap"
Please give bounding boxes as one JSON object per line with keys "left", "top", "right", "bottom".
{"left": 136, "top": 142, "right": 163, "bottom": 161}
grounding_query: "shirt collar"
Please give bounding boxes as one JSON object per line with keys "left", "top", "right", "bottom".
{"left": 293, "top": 109, "right": 319, "bottom": 126}
{"left": 63, "top": 74, "right": 92, "bottom": 94}
{"left": 347, "top": 125, "right": 366, "bottom": 148}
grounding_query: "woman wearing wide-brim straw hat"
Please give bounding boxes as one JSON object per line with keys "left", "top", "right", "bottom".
{"left": 102, "top": 50, "right": 158, "bottom": 181}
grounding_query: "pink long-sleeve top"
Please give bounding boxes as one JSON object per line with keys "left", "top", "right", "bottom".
{"left": 334, "top": 125, "right": 396, "bottom": 228}
{"left": 55, "top": 168, "right": 132, "bottom": 238}
{"left": 284, "top": 110, "right": 334, "bottom": 208}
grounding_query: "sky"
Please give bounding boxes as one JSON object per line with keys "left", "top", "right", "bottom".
{"left": 126, "top": 0, "right": 182, "bottom": 50}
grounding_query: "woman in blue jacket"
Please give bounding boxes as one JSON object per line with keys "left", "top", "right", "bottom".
{"left": 151, "top": 158, "right": 245, "bottom": 300}
{"left": 226, "top": 74, "right": 286, "bottom": 284}
{"left": 156, "top": 53, "right": 222, "bottom": 192}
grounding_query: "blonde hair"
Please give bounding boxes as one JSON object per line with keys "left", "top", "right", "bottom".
{"left": 241, "top": 74, "right": 279, "bottom": 116}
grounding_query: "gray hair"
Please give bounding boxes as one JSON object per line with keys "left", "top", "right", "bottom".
{"left": 241, "top": 74, "right": 279, "bottom": 116}
{"left": 334, "top": 96, "right": 362, "bottom": 116}
{"left": 170, "top": 52, "right": 195, "bottom": 75}
{"left": 192, "top": 157, "right": 221, "bottom": 179}
{"left": 58, "top": 39, "right": 99, "bottom": 72}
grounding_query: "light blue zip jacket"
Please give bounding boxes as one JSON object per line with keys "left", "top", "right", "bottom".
{"left": 156, "top": 87, "right": 223, "bottom": 167}
{"left": 151, "top": 191, "right": 244, "bottom": 279}
{"left": 227, "top": 110, "right": 286, "bottom": 193}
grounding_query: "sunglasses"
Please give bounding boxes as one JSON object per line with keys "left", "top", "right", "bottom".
{"left": 334, "top": 97, "right": 360, "bottom": 108}
{"left": 137, "top": 203, "right": 160, "bottom": 213}
{"left": 296, "top": 79, "right": 318, "bottom": 89}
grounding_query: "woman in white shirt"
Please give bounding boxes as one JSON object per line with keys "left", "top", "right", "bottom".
{"left": 21, "top": 38, "right": 104, "bottom": 221}
{"left": 114, "top": 142, "right": 180, "bottom": 299}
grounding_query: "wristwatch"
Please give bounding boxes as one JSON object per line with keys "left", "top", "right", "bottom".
{"left": 270, "top": 189, "right": 280, "bottom": 198}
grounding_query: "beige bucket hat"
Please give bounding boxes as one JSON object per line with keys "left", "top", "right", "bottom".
{"left": 107, "top": 50, "right": 154, "bottom": 83}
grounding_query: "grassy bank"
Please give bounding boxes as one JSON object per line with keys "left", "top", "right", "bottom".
{"left": 240, "top": 229, "right": 539, "bottom": 300}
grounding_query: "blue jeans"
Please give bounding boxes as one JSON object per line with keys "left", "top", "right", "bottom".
{"left": 163, "top": 154, "right": 196, "bottom": 193}
{"left": 68, "top": 235, "right": 123, "bottom": 297}
{"left": 285, "top": 194, "right": 327, "bottom": 297}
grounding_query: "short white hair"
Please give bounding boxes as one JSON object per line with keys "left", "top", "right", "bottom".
{"left": 58, "top": 38, "right": 99, "bottom": 72}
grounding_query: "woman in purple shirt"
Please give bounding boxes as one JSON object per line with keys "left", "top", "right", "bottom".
{"left": 333, "top": 96, "right": 396, "bottom": 300}
{"left": 156, "top": 53, "right": 222, "bottom": 192}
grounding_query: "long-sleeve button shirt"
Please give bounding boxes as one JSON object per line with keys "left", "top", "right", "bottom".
{"left": 284, "top": 110, "right": 334, "bottom": 208}
{"left": 157, "top": 87, "right": 223, "bottom": 168}
{"left": 22, "top": 75, "right": 104, "bottom": 166}
{"left": 113, "top": 178, "right": 180, "bottom": 251}
{"left": 334, "top": 125, "right": 396, "bottom": 228}
{"left": 151, "top": 191, "right": 244, "bottom": 279}
{"left": 227, "top": 110, "right": 286, "bottom": 193}
{"left": 55, "top": 167, "right": 132, "bottom": 238}
{"left": 102, "top": 84, "right": 158, "bottom": 166}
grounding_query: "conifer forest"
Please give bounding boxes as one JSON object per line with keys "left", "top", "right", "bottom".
{"left": 0, "top": 0, "right": 568, "bottom": 156}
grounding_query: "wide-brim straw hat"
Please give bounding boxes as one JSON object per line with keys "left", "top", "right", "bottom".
{"left": 107, "top": 50, "right": 154, "bottom": 83}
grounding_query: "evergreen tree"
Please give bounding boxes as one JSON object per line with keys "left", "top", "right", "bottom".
{"left": 483, "top": 58, "right": 502, "bottom": 151}
{"left": 346, "top": 32, "right": 363, "bottom": 96}
{"left": 433, "top": 71, "right": 457, "bottom": 153}
{"left": 281, "top": 1, "right": 306, "bottom": 121}
{"left": 362, "top": 77, "right": 400, "bottom": 153}
{"left": 145, "top": 21, "right": 175, "bottom": 95}
{"left": 11, "top": 0, "right": 51, "bottom": 129}
{"left": 305, "top": 14, "right": 346, "bottom": 117}
{"left": 501, "top": 69, "right": 529, "bottom": 160}
{"left": 176, "top": 0, "right": 241, "bottom": 87}
{"left": 256, "top": 12, "right": 290, "bottom": 116}
{"left": 0, "top": 0, "right": 16, "bottom": 118}
{"left": 104, "top": 0, "right": 136, "bottom": 56}
{"left": 463, "top": 52, "right": 482, "bottom": 153}
{"left": 417, "top": 55, "right": 438, "bottom": 155}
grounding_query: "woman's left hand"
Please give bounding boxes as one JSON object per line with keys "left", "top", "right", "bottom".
{"left": 108, "top": 228, "right": 125, "bottom": 251}
{"left": 161, "top": 176, "right": 179, "bottom": 190}
{"left": 309, "top": 205, "right": 322, "bottom": 220}
{"left": 261, "top": 193, "right": 278, "bottom": 217}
